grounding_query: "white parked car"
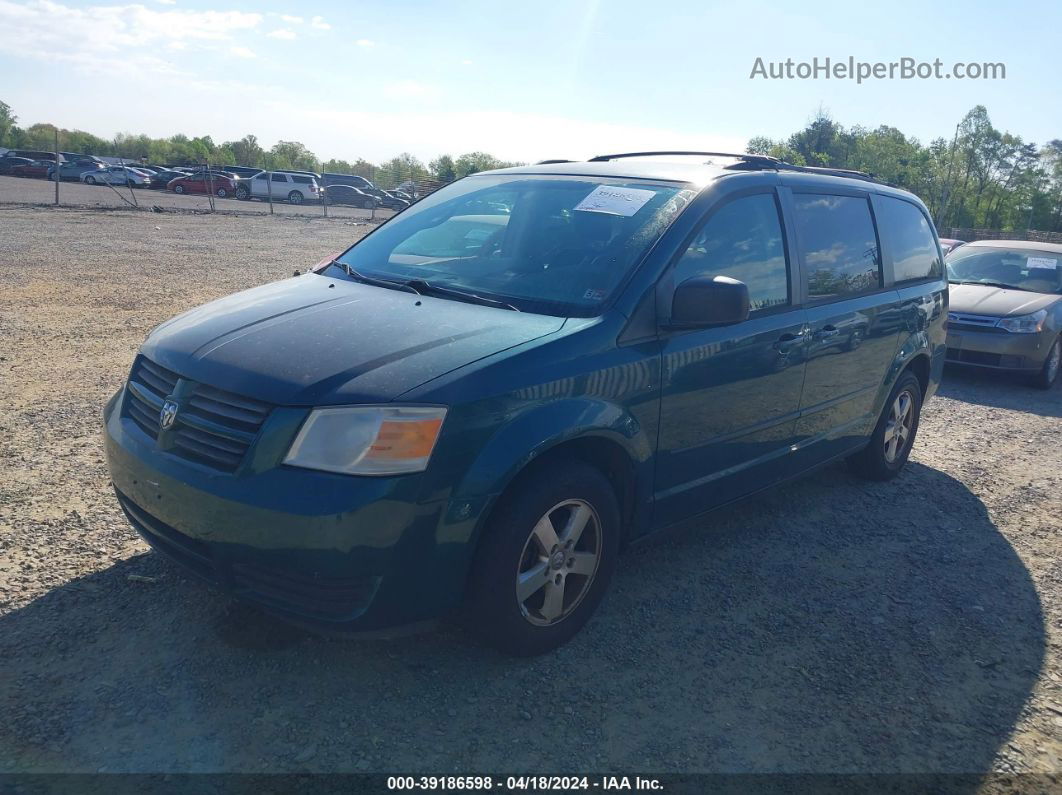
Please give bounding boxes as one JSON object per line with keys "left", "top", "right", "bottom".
{"left": 234, "top": 171, "right": 320, "bottom": 204}
{"left": 81, "top": 166, "right": 151, "bottom": 187}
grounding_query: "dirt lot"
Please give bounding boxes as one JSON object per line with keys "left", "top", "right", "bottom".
{"left": 0, "top": 173, "right": 394, "bottom": 221}
{"left": 1, "top": 205, "right": 1061, "bottom": 781}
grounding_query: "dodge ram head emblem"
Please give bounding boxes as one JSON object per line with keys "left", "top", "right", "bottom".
{"left": 160, "top": 399, "right": 179, "bottom": 430}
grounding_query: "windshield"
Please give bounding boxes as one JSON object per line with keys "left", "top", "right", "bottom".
{"left": 946, "top": 246, "right": 1062, "bottom": 294}
{"left": 334, "top": 174, "right": 694, "bottom": 316}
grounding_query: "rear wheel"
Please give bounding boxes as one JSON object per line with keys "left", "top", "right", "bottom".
{"left": 465, "top": 461, "right": 619, "bottom": 656}
{"left": 1033, "top": 337, "right": 1061, "bottom": 390}
{"left": 235, "top": 186, "right": 249, "bottom": 200}
{"left": 173, "top": 184, "right": 185, "bottom": 194}
{"left": 848, "top": 371, "right": 922, "bottom": 481}
{"left": 288, "top": 190, "right": 304, "bottom": 205}
{"left": 215, "top": 187, "right": 228, "bottom": 198}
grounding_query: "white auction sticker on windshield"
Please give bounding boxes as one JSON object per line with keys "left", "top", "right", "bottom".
{"left": 574, "top": 185, "right": 655, "bottom": 216}
{"left": 1027, "top": 256, "right": 1059, "bottom": 269}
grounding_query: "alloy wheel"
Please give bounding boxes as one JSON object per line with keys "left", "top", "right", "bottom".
{"left": 1047, "top": 340, "right": 1061, "bottom": 384}
{"left": 515, "top": 499, "right": 602, "bottom": 626}
{"left": 883, "top": 389, "right": 914, "bottom": 463}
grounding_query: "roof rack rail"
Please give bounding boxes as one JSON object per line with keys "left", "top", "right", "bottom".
{"left": 773, "top": 164, "right": 877, "bottom": 182}
{"left": 581, "top": 150, "right": 887, "bottom": 185}
{"left": 588, "top": 150, "right": 781, "bottom": 166}
{"left": 536, "top": 159, "right": 574, "bottom": 164}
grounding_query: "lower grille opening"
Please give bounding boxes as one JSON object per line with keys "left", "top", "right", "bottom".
{"left": 232, "top": 562, "right": 380, "bottom": 620}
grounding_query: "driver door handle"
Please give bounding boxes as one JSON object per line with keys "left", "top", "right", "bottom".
{"left": 774, "top": 330, "right": 805, "bottom": 353}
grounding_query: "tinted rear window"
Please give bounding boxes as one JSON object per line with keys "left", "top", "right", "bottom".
{"left": 292, "top": 176, "right": 312, "bottom": 184}
{"left": 876, "top": 197, "right": 942, "bottom": 282}
{"left": 793, "top": 194, "right": 881, "bottom": 300}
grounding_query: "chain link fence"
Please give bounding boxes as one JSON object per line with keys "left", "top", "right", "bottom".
{"left": 0, "top": 149, "right": 421, "bottom": 222}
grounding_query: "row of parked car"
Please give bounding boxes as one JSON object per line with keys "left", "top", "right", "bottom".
{"left": 0, "top": 151, "right": 413, "bottom": 210}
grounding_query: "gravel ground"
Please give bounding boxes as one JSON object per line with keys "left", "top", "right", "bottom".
{"left": 0, "top": 173, "right": 395, "bottom": 221}
{"left": 1, "top": 205, "right": 1061, "bottom": 780}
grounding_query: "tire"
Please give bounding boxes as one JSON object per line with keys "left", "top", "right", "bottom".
{"left": 360, "top": 199, "right": 373, "bottom": 209}
{"left": 173, "top": 184, "right": 185, "bottom": 194}
{"left": 85, "top": 176, "right": 97, "bottom": 185}
{"left": 216, "top": 187, "right": 228, "bottom": 198}
{"left": 465, "top": 460, "right": 620, "bottom": 656}
{"left": 1033, "top": 336, "right": 1061, "bottom": 390}
{"left": 288, "top": 191, "right": 303, "bottom": 205}
{"left": 235, "top": 186, "right": 249, "bottom": 200}
{"left": 848, "top": 371, "right": 922, "bottom": 481}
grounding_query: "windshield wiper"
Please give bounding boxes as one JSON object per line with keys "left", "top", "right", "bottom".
{"left": 401, "top": 279, "right": 520, "bottom": 311}
{"left": 329, "top": 260, "right": 421, "bottom": 295}
{"left": 951, "top": 279, "right": 1029, "bottom": 291}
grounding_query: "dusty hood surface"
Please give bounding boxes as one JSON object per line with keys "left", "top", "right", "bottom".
{"left": 141, "top": 275, "right": 565, "bottom": 405}
{"left": 949, "top": 283, "right": 1060, "bottom": 317}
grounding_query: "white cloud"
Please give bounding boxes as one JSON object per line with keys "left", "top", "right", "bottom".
{"left": 461, "top": 58, "right": 473, "bottom": 65}
{"left": 310, "top": 15, "right": 330, "bottom": 30}
{"left": 156, "top": 0, "right": 176, "bottom": 4}
{"left": 267, "top": 28, "right": 297, "bottom": 40}
{"left": 0, "top": 0, "right": 263, "bottom": 76}
{"left": 229, "top": 45, "right": 255, "bottom": 58}
{"left": 279, "top": 14, "right": 303, "bottom": 24}
{"left": 355, "top": 38, "right": 374, "bottom": 47}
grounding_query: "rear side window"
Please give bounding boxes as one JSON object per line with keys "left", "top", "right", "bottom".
{"left": 793, "top": 194, "right": 881, "bottom": 300}
{"left": 876, "top": 197, "right": 942, "bottom": 282}
{"left": 271, "top": 173, "right": 287, "bottom": 183}
{"left": 672, "top": 193, "right": 789, "bottom": 312}
{"left": 292, "top": 176, "right": 312, "bottom": 184}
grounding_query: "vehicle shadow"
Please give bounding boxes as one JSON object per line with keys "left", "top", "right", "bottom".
{"left": 0, "top": 462, "right": 1043, "bottom": 782}
{"left": 940, "top": 363, "right": 1062, "bottom": 417}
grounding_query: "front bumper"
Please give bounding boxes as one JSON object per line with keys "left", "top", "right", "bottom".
{"left": 945, "top": 326, "right": 1052, "bottom": 372}
{"left": 103, "top": 388, "right": 474, "bottom": 631}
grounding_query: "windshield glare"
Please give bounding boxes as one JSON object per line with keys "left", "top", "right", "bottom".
{"left": 335, "top": 175, "right": 693, "bottom": 316}
{"left": 946, "top": 247, "right": 1062, "bottom": 294}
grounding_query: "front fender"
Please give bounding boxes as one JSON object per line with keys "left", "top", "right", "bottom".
{"left": 435, "top": 397, "right": 655, "bottom": 548}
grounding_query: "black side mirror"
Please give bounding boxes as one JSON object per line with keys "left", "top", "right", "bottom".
{"left": 668, "top": 275, "right": 750, "bottom": 329}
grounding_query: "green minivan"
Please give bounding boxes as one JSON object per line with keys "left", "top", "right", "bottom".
{"left": 104, "top": 152, "right": 947, "bottom": 655}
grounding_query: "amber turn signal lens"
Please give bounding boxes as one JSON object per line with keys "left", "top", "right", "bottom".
{"left": 368, "top": 418, "right": 445, "bottom": 461}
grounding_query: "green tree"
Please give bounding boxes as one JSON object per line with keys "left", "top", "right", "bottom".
{"left": 268, "top": 140, "right": 319, "bottom": 171}
{"left": 0, "top": 100, "right": 17, "bottom": 147}
{"left": 227, "top": 134, "right": 265, "bottom": 167}
{"left": 429, "top": 154, "right": 456, "bottom": 182}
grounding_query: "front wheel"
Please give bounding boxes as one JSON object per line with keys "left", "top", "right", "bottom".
{"left": 465, "top": 461, "right": 619, "bottom": 656}
{"left": 216, "top": 187, "right": 228, "bottom": 198}
{"left": 85, "top": 176, "right": 97, "bottom": 185}
{"left": 235, "top": 186, "right": 249, "bottom": 200}
{"left": 173, "top": 184, "right": 185, "bottom": 194}
{"left": 287, "top": 190, "right": 303, "bottom": 205}
{"left": 848, "top": 371, "right": 922, "bottom": 481}
{"left": 1033, "top": 337, "right": 1061, "bottom": 390}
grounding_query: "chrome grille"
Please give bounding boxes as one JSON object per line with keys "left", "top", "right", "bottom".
{"left": 947, "top": 312, "right": 1004, "bottom": 333}
{"left": 125, "top": 358, "right": 179, "bottom": 439}
{"left": 122, "top": 356, "right": 272, "bottom": 473}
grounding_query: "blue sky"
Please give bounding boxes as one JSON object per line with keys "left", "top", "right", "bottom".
{"left": 1, "top": 0, "right": 1059, "bottom": 163}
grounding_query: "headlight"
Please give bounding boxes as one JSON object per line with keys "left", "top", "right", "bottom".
{"left": 996, "top": 309, "right": 1047, "bottom": 333}
{"left": 283, "top": 406, "right": 446, "bottom": 475}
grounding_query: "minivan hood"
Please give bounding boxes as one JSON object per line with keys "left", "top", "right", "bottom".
{"left": 948, "top": 283, "right": 1060, "bottom": 317}
{"left": 141, "top": 275, "right": 565, "bottom": 405}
